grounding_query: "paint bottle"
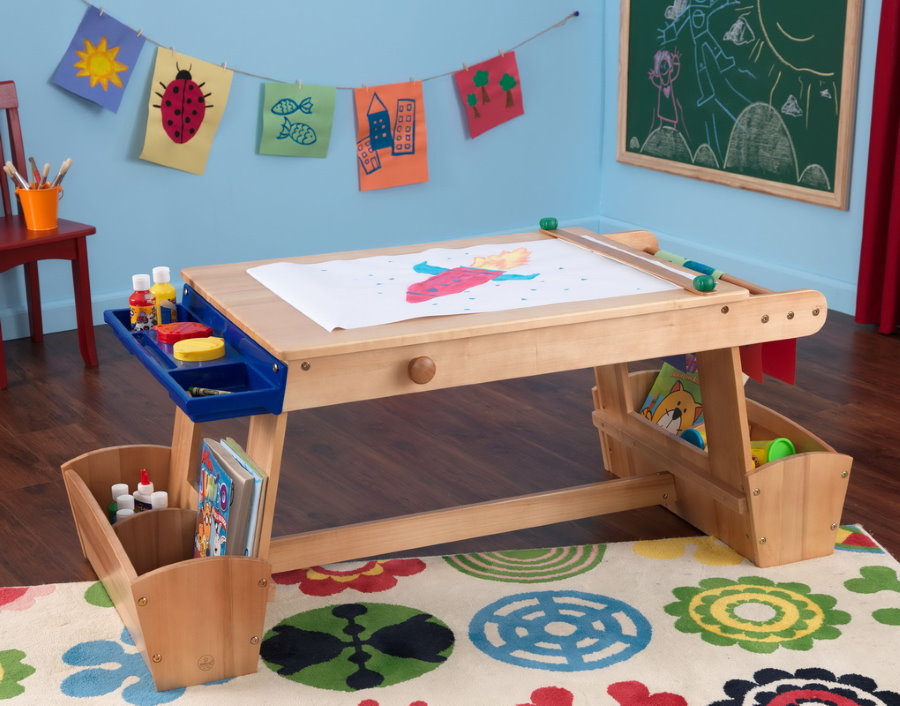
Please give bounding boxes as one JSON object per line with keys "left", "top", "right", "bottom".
{"left": 129, "top": 274, "right": 156, "bottom": 331}
{"left": 134, "top": 469, "right": 155, "bottom": 512}
{"left": 151, "top": 266, "right": 178, "bottom": 325}
{"left": 151, "top": 491, "right": 169, "bottom": 510}
{"left": 108, "top": 482, "right": 129, "bottom": 522}
{"left": 115, "top": 494, "right": 135, "bottom": 519}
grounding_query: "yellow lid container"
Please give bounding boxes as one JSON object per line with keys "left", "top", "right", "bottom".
{"left": 173, "top": 336, "right": 225, "bottom": 362}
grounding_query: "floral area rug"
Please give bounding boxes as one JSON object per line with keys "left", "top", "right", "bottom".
{"left": 1, "top": 525, "right": 898, "bottom": 705}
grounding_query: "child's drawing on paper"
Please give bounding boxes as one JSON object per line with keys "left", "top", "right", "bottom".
{"left": 246, "top": 238, "right": 679, "bottom": 331}
{"left": 139, "top": 49, "right": 233, "bottom": 175}
{"left": 406, "top": 247, "right": 538, "bottom": 302}
{"left": 260, "top": 83, "right": 336, "bottom": 158}
{"left": 353, "top": 81, "right": 428, "bottom": 190}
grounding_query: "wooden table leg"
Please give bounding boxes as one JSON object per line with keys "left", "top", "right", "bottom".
{"left": 72, "top": 238, "right": 98, "bottom": 367}
{"left": 168, "top": 407, "right": 202, "bottom": 510}
{"left": 245, "top": 413, "right": 288, "bottom": 562}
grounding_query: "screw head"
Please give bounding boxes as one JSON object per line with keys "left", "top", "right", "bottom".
{"left": 258, "top": 578, "right": 268, "bottom": 588}
{"left": 662, "top": 493, "right": 669, "bottom": 500}
{"left": 152, "top": 653, "right": 162, "bottom": 663}
{"left": 301, "top": 361, "right": 311, "bottom": 371}
{"left": 761, "top": 314, "right": 769, "bottom": 323}
{"left": 721, "top": 305, "right": 730, "bottom": 314}
{"left": 759, "top": 537, "right": 767, "bottom": 544}
{"left": 841, "top": 470, "right": 849, "bottom": 478}
{"left": 250, "top": 636, "right": 260, "bottom": 645}
{"left": 787, "top": 311, "right": 795, "bottom": 319}
{"left": 813, "top": 308, "right": 821, "bottom": 316}
{"left": 272, "top": 363, "right": 280, "bottom": 373}
{"left": 830, "top": 523, "right": 838, "bottom": 530}
{"left": 137, "top": 596, "right": 148, "bottom": 607}
{"left": 752, "top": 488, "right": 761, "bottom": 496}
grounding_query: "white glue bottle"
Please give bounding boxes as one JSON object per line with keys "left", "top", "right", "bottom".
{"left": 134, "top": 469, "right": 154, "bottom": 512}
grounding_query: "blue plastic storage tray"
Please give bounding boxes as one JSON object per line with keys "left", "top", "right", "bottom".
{"left": 105, "top": 285, "right": 287, "bottom": 422}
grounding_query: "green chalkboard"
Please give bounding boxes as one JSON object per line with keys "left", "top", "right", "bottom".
{"left": 617, "top": 0, "right": 862, "bottom": 209}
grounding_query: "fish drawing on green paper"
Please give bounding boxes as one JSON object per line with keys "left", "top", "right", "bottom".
{"left": 271, "top": 96, "right": 318, "bottom": 145}
{"left": 271, "top": 96, "right": 314, "bottom": 115}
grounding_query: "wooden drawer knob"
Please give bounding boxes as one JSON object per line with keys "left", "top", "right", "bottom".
{"left": 408, "top": 356, "right": 436, "bottom": 384}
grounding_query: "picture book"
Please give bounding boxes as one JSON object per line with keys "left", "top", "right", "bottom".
{"left": 639, "top": 362, "right": 704, "bottom": 436}
{"left": 204, "top": 438, "right": 255, "bottom": 556}
{"left": 220, "top": 437, "right": 268, "bottom": 557}
{"left": 193, "top": 439, "right": 235, "bottom": 558}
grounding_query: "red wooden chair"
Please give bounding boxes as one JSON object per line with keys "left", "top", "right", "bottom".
{"left": 0, "top": 80, "right": 98, "bottom": 389}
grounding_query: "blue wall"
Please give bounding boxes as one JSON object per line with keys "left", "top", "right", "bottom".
{"left": 1, "top": 1, "right": 602, "bottom": 339}
{"left": 0, "top": 1, "right": 881, "bottom": 341}
{"left": 593, "top": 0, "right": 881, "bottom": 315}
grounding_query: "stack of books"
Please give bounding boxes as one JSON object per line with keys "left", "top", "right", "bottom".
{"left": 193, "top": 437, "right": 268, "bottom": 558}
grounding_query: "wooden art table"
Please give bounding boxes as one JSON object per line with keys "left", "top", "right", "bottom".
{"left": 62, "top": 227, "right": 851, "bottom": 690}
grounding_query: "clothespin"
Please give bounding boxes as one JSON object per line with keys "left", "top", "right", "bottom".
{"left": 98, "top": 6, "right": 105, "bottom": 16}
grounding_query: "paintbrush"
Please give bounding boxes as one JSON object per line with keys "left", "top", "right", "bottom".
{"left": 50, "top": 158, "right": 72, "bottom": 188}
{"left": 4, "top": 161, "right": 30, "bottom": 190}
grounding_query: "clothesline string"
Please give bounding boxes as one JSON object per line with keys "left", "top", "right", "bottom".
{"left": 77, "top": 0, "right": 580, "bottom": 89}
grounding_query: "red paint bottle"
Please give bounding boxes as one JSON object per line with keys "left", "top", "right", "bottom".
{"left": 129, "top": 274, "right": 156, "bottom": 331}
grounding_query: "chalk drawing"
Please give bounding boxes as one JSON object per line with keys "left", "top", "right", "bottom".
{"left": 798, "top": 164, "right": 831, "bottom": 190}
{"left": 724, "top": 16, "right": 756, "bottom": 45}
{"left": 781, "top": 94, "right": 803, "bottom": 117}
{"left": 693, "top": 143, "right": 720, "bottom": 169}
{"left": 648, "top": 49, "right": 687, "bottom": 135}
{"left": 723, "top": 102, "right": 799, "bottom": 182}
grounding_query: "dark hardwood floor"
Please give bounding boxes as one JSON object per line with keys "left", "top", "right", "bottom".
{"left": 0, "top": 309, "right": 896, "bottom": 586}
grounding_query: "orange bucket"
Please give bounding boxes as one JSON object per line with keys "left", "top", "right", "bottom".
{"left": 16, "top": 187, "right": 61, "bottom": 230}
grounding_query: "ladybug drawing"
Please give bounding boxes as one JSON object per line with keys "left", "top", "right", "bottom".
{"left": 153, "top": 65, "right": 213, "bottom": 144}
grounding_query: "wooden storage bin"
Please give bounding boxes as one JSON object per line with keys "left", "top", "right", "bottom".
{"left": 61, "top": 444, "right": 271, "bottom": 691}
{"left": 593, "top": 367, "right": 852, "bottom": 567}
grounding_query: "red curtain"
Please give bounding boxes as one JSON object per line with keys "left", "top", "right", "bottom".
{"left": 856, "top": 0, "right": 900, "bottom": 333}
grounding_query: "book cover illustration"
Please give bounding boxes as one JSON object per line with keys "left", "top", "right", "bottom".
{"left": 205, "top": 438, "right": 254, "bottom": 556}
{"left": 639, "top": 362, "right": 703, "bottom": 435}
{"left": 220, "top": 437, "right": 268, "bottom": 557}
{"left": 194, "top": 440, "right": 234, "bottom": 558}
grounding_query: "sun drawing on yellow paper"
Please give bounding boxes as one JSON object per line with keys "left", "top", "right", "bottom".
{"left": 73, "top": 37, "right": 128, "bottom": 90}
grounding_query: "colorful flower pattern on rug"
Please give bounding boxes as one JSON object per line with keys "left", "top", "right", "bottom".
{"left": 0, "top": 649, "right": 35, "bottom": 700}
{"left": 444, "top": 545, "right": 605, "bottom": 583}
{"left": 516, "top": 686, "right": 576, "bottom": 706}
{"left": 260, "top": 602, "right": 454, "bottom": 691}
{"left": 83, "top": 581, "right": 113, "bottom": 607}
{"left": 709, "top": 667, "right": 900, "bottom": 706}
{"left": 60, "top": 627, "right": 186, "bottom": 704}
{"left": 844, "top": 565, "right": 900, "bottom": 626}
{"left": 273, "top": 558, "right": 426, "bottom": 596}
{"left": 665, "top": 576, "right": 850, "bottom": 652}
{"left": 632, "top": 536, "right": 744, "bottom": 566}
{"left": 469, "top": 590, "right": 651, "bottom": 671}
{"left": 0, "top": 585, "right": 54, "bottom": 612}
{"left": 835, "top": 524, "right": 885, "bottom": 553}
{"left": 607, "top": 680, "right": 687, "bottom": 706}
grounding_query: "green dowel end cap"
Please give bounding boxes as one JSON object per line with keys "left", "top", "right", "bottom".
{"left": 693, "top": 274, "right": 717, "bottom": 292}
{"left": 539, "top": 217, "right": 558, "bottom": 230}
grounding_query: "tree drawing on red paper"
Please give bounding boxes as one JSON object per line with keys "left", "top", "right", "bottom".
{"left": 474, "top": 70, "right": 491, "bottom": 103}
{"left": 499, "top": 73, "right": 518, "bottom": 107}
{"left": 466, "top": 94, "right": 480, "bottom": 118}
{"left": 454, "top": 53, "right": 524, "bottom": 138}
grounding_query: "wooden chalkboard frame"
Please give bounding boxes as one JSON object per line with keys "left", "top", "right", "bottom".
{"left": 617, "top": 0, "right": 863, "bottom": 209}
